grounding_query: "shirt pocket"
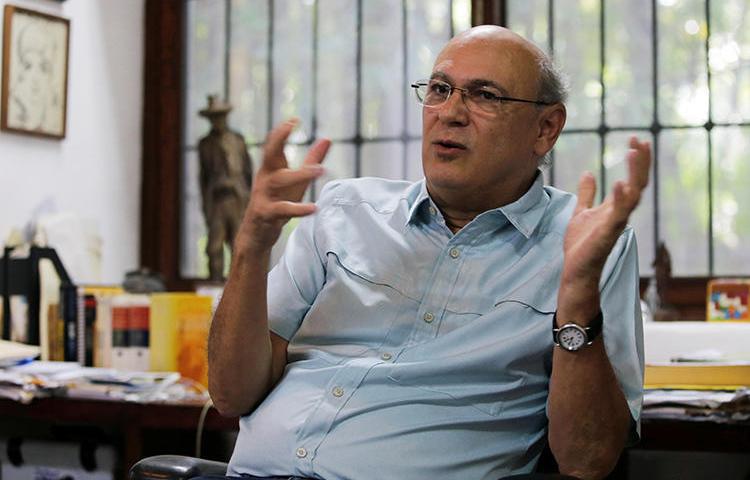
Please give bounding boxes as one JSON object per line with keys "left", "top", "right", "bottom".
{"left": 388, "top": 299, "right": 555, "bottom": 418}
{"left": 439, "top": 255, "right": 561, "bottom": 337}
{"left": 291, "top": 244, "right": 412, "bottom": 357}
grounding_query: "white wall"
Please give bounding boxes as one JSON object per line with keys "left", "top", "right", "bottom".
{"left": 0, "top": 0, "right": 144, "bottom": 284}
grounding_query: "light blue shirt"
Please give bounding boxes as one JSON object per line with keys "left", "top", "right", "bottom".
{"left": 228, "top": 174, "right": 644, "bottom": 480}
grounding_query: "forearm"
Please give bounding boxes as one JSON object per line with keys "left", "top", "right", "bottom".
{"left": 548, "top": 138, "right": 649, "bottom": 479}
{"left": 207, "top": 119, "right": 328, "bottom": 417}
{"left": 548, "top": 293, "right": 630, "bottom": 479}
{"left": 208, "top": 246, "right": 279, "bottom": 417}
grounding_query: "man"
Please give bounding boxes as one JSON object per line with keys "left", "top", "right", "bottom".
{"left": 198, "top": 95, "right": 254, "bottom": 281}
{"left": 209, "top": 25, "right": 649, "bottom": 480}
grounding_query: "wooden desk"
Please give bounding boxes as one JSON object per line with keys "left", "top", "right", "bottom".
{"left": 639, "top": 413, "right": 750, "bottom": 453}
{"left": 2, "top": 397, "right": 748, "bottom": 480}
{"left": 0, "top": 396, "right": 238, "bottom": 479}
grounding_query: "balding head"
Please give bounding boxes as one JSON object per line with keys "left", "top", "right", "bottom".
{"left": 438, "top": 25, "right": 567, "bottom": 106}
{"left": 448, "top": 25, "right": 547, "bottom": 61}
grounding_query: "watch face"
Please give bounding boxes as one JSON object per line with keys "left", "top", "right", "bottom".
{"left": 558, "top": 325, "right": 587, "bottom": 351}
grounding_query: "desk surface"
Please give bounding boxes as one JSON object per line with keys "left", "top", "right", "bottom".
{"left": 0, "top": 396, "right": 238, "bottom": 431}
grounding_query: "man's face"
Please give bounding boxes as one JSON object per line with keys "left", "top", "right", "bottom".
{"left": 421, "top": 34, "right": 544, "bottom": 206}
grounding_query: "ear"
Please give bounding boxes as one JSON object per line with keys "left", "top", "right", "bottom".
{"left": 533, "top": 104, "right": 567, "bottom": 158}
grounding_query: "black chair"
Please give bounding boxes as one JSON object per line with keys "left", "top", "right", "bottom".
{"left": 130, "top": 455, "right": 228, "bottom": 480}
{"left": 128, "top": 444, "right": 583, "bottom": 480}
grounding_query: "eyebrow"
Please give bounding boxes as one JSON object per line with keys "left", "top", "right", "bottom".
{"left": 429, "top": 71, "right": 511, "bottom": 96}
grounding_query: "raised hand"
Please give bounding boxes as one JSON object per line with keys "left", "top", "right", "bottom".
{"left": 236, "top": 119, "right": 331, "bottom": 254}
{"left": 557, "top": 136, "right": 651, "bottom": 321}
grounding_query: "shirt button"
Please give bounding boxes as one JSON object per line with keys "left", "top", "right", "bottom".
{"left": 449, "top": 248, "right": 460, "bottom": 259}
{"left": 296, "top": 447, "right": 307, "bottom": 458}
{"left": 380, "top": 352, "right": 393, "bottom": 361}
{"left": 429, "top": 206, "right": 437, "bottom": 215}
{"left": 332, "top": 386, "right": 344, "bottom": 397}
{"left": 423, "top": 312, "right": 435, "bottom": 323}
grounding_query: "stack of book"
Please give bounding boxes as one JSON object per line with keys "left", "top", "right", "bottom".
{"left": 44, "top": 289, "right": 214, "bottom": 387}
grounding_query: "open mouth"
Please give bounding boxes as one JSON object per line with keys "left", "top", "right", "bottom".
{"left": 433, "top": 139, "right": 467, "bottom": 150}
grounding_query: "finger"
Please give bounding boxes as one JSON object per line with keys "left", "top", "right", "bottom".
{"left": 262, "top": 118, "right": 299, "bottom": 171}
{"left": 303, "top": 138, "right": 332, "bottom": 167}
{"left": 627, "top": 136, "right": 651, "bottom": 191}
{"left": 612, "top": 180, "right": 640, "bottom": 225}
{"left": 574, "top": 171, "right": 596, "bottom": 215}
{"left": 267, "top": 164, "right": 325, "bottom": 190}
{"left": 268, "top": 201, "right": 317, "bottom": 218}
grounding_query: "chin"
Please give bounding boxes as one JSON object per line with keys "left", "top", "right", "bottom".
{"left": 424, "top": 168, "right": 470, "bottom": 192}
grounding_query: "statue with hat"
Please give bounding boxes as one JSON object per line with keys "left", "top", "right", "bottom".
{"left": 198, "top": 95, "right": 253, "bottom": 281}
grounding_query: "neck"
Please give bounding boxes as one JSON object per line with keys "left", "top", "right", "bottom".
{"left": 441, "top": 207, "right": 482, "bottom": 233}
{"left": 427, "top": 171, "right": 538, "bottom": 234}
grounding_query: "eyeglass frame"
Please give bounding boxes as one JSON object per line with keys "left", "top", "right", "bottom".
{"left": 410, "top": 78, "right": 553, "bottom": 114}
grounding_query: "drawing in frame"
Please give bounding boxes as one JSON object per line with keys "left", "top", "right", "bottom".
{"left": 1, "top": 5, "right": 70, "bottom": 139}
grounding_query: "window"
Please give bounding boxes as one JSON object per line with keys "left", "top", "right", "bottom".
{"left": 508, "top": 0, "right": 750, "bottom": 277}
{"left": 180, "top": 0, "right": 472, "bottom": 278}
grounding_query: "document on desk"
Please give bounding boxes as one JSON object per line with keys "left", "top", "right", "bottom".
{"left": 1, "top": 360, "right": 187, "bottom": 403}
{"left": 643, "top": 389, "right": 738, "bottom": 408}
{"left": 0, "top": 340, "right": 40, "bottom": 367}
{"left": 643, "top": 388, "right": 750, "bottom": 421}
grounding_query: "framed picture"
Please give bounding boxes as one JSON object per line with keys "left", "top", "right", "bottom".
{"left": 1, "top": 5, "right": 70, "bottom": 139}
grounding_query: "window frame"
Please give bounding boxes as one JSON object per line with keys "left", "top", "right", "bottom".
{"left": 140, "top": 0, "right": 709, "bottom": 319}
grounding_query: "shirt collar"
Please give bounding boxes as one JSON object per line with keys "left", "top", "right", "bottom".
{"left": 406, "top": 180, "right": 433, "bottom": 225}
{"left": 497, "top": 172, "right": 548, "bottom": 238}
{"left": 406, "top": 172, "right": 549, "bottom": 238}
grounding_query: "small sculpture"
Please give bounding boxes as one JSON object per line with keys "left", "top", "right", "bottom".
{"left": 197, "top": 95, "right": 253, "bottom": 281}
{"left": 650, "top": 241, "right": 680, "bottom": 321}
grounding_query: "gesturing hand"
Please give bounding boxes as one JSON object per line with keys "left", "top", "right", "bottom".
{"left": 557, "top": 136, "right": 651, "bottom": 320}
{"left": 236, "top": 119, "right": 331, "bottom": 253}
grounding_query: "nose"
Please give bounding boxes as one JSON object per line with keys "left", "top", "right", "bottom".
{"left": 437, "top": 89, "right": 470, "bottom": 125}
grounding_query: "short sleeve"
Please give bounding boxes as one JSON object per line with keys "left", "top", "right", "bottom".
{"left": 598, "top": 227, "right": 645, "bottom": 444}
{"left": 266, "top": 182, "right": 340, "bottom": 340}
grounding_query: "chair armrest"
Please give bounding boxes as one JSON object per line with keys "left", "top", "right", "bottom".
{"left": 129, "top": 455, "right": 228, "bottom": 480}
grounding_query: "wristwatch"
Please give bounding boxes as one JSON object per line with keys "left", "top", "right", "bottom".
{"left": 552, "top": 310, "right": 603, "bottom": 352}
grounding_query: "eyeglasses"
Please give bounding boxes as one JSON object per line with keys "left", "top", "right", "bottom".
{"left": 411, "top": 78, "right": 552, "bottom": 115}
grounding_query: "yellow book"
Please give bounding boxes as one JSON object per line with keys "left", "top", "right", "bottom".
{"left": 82, "top": 285, "right": 124, "bottom": 296}
{"left": 149, "top": 293, "right": 213, "bottom": 386}
{"left": 645, "top": 362, "right": 750, "bottom": 390}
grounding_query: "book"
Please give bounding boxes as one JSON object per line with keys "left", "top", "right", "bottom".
{"left": 85, "top": 286, "right": 124, "bottom": 368}
{"left": 60, "top": 285, "right": 81, "bottom": 362}
{"left": 94, "top": 295, "right": 112, "bottom": 368}
{"left": 45, "top": 302, "right": 64, "bottom": 361}
{"left": 79, "top": 294, "right": 96, "bottom": 366}
{"left": 38, "top": 257, "right": 62, "bottom": 360}
{"left": 110, "top": 295, "right": 130, "bottom": 370}
{"left": 110, "top": 294, "right": 151, "bottom": 371}
{"left": 150, "top": 293, "right": 212, "bottom": 386}
{"left": 645, "top": 362, "right": 750, "bottom": 390}
{"left": 129, "top": 296, "right": 150, "bottom": 372}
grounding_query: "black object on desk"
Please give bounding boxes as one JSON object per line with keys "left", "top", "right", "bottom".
{"left": 1, "top": 245, "right": 74, "bottom": 346}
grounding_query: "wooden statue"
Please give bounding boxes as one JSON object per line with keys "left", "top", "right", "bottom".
{"left": 197, "top": 95, "right": 253, "bottom": 281}
{"left": 651, "top": 241, "right": 680, "bottom": 321}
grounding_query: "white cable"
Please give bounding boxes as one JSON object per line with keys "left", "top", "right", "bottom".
{"left": 195, "top": 397, "right": 214, "bottom": 458}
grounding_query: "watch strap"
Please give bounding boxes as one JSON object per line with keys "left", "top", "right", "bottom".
{"left": 552, "top": 310, "right": 604, "bottom": 346}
